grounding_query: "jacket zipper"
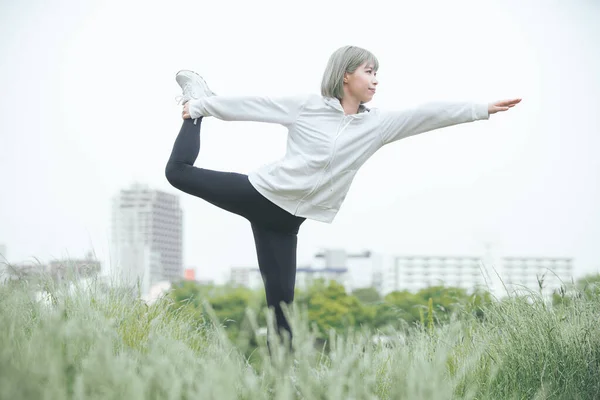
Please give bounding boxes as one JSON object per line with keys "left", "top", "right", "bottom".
{"left": 294, "top": 115, "right": 353, "bottom": 212}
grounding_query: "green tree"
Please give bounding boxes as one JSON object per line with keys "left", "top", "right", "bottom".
{"left": 415, "top": 285, "right": 468, "bottom": 323}
{"left": 352, "top": 287, "right": 381, "bottom": 304}
{"left": 169, "top": 281, "right": 266, "bottom": 343}
{"left": 296, "top": 280, "right": 374, "bottom": 337}
{"left": 382, "top": 290, "right": 423, "bottom": 327}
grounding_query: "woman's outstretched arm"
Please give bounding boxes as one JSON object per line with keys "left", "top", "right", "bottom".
{"left": 377, "top": 98, "right": 521, "bottom": 145}
{"left": 184, "top": 94, "right": 308, "bottom": 127}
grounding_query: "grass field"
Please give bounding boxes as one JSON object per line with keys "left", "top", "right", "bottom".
{"left": 1, "top": 277, "right": 599, "bottom": 400}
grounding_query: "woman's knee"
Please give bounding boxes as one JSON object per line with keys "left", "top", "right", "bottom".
{"left": 165, "top": 161, "right": 185, "bottom": 187}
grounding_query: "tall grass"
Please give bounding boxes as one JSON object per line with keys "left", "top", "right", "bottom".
{"left": 1, "top": 277, "right": 598, "bottom": 399}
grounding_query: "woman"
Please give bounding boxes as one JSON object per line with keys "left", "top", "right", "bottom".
{"left": 165, "top": 45, "right": 521, "bottom": 350}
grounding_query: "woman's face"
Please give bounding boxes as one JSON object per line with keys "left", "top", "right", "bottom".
{"left": 344, "top": 61, "right": 378, "bottom": 103}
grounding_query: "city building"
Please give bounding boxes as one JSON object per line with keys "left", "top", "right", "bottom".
{"left": 3, "top": 261, "right": 47, "bottom": 281}
{"left": 383, "top": 255, "right": 488, "bottom": 295}
{"left": 184, "top": 268, "right": 196, "bottom": 281}
{"left": 229, "top": 264, "right": 350, "bottom": 292}
{"left": 295, "top": 266, "right": 348, "bottom": 291}
{"left": 227, "top": 246, "right": 575, "bottom": 300}
{"left": 48, "top": 251, "right": 101, "bottom": 281}
{"left": 110, "top": 183, "right": 183, "bottom": 296}
{"left": 1, "top": 247, "right": 101, "bottom": 283}
{"left": 228, "top": 249, "right": 381, "bottom": 293}
{"left": 383, "top": 251, "right": 574, "bottom": 299}
{"left": 313, "top": 249, "right": 384, "bottom": 292}
{"left": 502, "top": 256, "right": 574, "bottom": 297}
{"left": 229, "top": 267, "right": 263, "bottom": 290}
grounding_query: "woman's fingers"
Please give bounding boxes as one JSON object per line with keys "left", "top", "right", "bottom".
{"left": 496, "top": 98, "right": 522, "bottom": 107}
{"left": 182, "top": 103, "right": 190, "bottom": 119}
{"left": 488, "top": 98, "right": 521, "bottom": 114}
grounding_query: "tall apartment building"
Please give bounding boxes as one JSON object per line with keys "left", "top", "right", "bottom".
{"left": 383, "top": 253, "right": 574, "bottom": 298}
{"left": 502, "top": 256, "right": 573, "bottom": 297}
{"left": 383, "top": 255, "right": 488, "bottom": 295}
{"left": 110, "top": 183, "right": 183, "bottom": 295}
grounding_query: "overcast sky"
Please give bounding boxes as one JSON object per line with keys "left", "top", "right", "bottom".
{"left": 1, "top": 0, "right": 599, "bottom": 284}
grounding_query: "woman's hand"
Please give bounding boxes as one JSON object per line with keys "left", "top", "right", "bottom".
{"left": 182, "top": 102, "right": 191, "bottom": 119}
{"left": 488, "top": 98, "right": 522, "bottom": 115}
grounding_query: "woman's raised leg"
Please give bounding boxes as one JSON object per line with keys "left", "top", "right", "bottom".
{"left": 165, "top": 117, "right": 252, "bottom": 216}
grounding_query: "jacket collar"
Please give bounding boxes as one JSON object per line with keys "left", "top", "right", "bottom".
{"left": 323, "top": 97, "right": 370, "bottom": 117}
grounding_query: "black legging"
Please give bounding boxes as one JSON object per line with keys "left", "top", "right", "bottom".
{"left": 165, "top": 118, "right": 305, "bottom": 350}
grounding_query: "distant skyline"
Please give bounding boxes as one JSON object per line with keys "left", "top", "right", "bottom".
{"left": 1, "top": 0, "right": 599, "bottom": 284}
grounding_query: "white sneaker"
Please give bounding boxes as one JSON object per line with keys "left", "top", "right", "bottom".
{"left": 175, "top": 70, "right": 216, "bottom": 105}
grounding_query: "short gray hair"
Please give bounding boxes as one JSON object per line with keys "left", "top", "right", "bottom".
{"left": 321, "top": 45, "right": 379, "bottom": 100}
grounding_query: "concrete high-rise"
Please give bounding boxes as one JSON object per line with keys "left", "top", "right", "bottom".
{"left": 110, "top": 183, "right": 183, "bottom": 295}
{"left": 384, "top": 255, "right": 487, "bottom": 295}
{"left": 501, "top": 256, "right": 573, "bottom": 297}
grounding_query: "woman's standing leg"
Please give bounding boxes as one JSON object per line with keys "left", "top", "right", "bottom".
{"left": 251, "top": 223, "right": 300, "bottom": 354}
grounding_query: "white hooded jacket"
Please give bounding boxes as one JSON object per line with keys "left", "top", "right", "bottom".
{"left": 188, "top": 94, "right": 489, "bottom": 223}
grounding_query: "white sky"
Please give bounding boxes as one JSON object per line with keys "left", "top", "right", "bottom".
{"left": 1, "top": 0, "right": 599, "bottom": 284}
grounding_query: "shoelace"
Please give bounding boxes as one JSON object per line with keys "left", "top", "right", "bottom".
{"left": 175, "top": 83, "right": 197, "bottom": 105}
{"left": 175, "top": 81, "right": 215, "bottom": 125}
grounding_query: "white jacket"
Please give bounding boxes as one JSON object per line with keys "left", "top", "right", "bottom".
{"left": 188, "top": 94, "right": 489, "bottom": 223}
